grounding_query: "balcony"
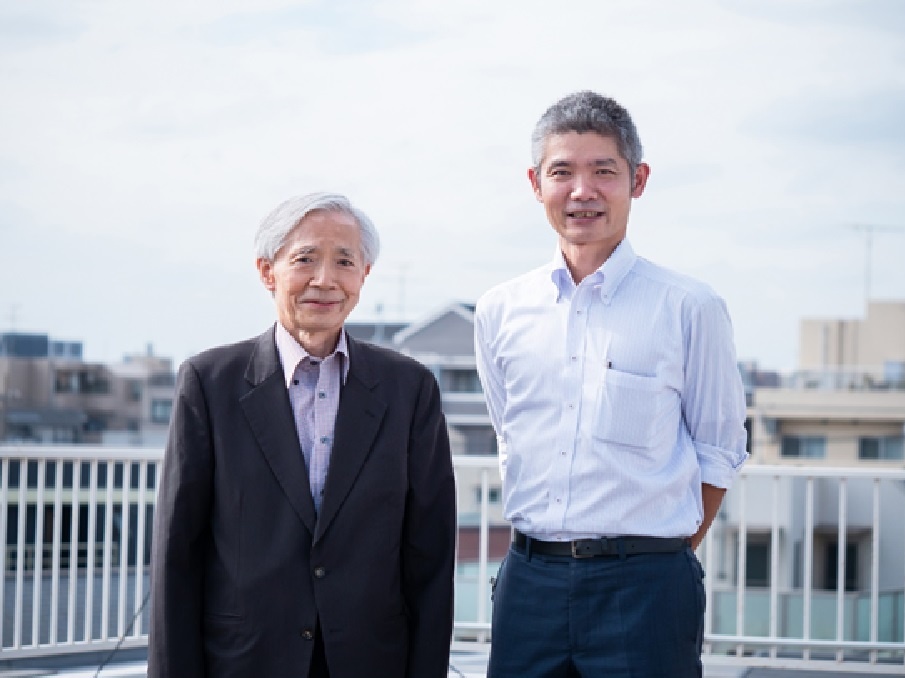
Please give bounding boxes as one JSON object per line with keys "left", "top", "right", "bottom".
{"left": 1, "top": 445, "right": 903, "bottom": 676}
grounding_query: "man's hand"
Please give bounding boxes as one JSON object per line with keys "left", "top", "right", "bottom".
{"left": 690, "top": 483, "right": 726, "bottom": 550}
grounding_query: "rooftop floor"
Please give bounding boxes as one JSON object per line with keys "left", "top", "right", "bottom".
{"left": 0, "top": 652, "right": 881, "bottom": 678}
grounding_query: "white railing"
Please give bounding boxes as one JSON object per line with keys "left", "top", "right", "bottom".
{"left": 1, "top": 445, "right": 904, "bottom": 675}
{"left": 0, "top": 446, "right": 158, "bottom": 659}
{"left": 702, "top": 464, "right": 905, "bottom": 674}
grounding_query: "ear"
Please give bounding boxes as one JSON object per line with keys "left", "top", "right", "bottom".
{"left": 256, "top": 257, "right": 276, "bottom": 292}
{"left": 632, "top": 163, "right": 650, "bottom": 198}
{"left": 528, "top": 167, "right": 543, "bottom": 202}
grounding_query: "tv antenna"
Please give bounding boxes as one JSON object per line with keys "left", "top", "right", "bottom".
{"left": 849, "top": 224, "right": 905, "bottom": 307}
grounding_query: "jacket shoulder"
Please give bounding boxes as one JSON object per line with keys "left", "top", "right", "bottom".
{"left": 351, "top": 339, "right": 430, "bottom": 374}
{"left": 181, "top": 334, "right": 263, "bottom": 379}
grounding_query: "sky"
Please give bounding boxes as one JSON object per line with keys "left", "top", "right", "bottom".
{"left": 1, "top": 0, "right": 903, "bottom": 371}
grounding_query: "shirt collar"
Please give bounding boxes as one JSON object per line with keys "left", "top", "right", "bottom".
{"left": 274, "top": 322, "right": 350, "bottom": 388}
{"left": 547, "top": 239, "right": 638, "bottom": 303}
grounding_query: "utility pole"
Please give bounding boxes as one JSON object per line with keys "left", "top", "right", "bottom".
{"left": 850, "top": 225, "right": 905, "bottom": 308}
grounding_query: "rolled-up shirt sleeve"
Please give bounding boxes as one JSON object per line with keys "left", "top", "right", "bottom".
{"left": 681, "top": 293, "right": 749, "bottom": 489}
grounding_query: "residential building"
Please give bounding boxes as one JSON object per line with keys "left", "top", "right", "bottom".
{"left": 799, "top": 300, "right": 905, "bottom": 382}
{"left": 716, "top": 301, "right": 905, "bottom": 642}
{"left": 0, "top": 333, "right": 175, "bottom": 446}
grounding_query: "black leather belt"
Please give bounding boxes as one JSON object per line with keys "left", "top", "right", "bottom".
{"left": 513, "top": 530, "right": 689, "bottom": 558}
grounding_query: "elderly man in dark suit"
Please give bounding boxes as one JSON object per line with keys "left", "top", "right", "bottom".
{"left": 148, "top": 192, "right": 457, "bottom": 678}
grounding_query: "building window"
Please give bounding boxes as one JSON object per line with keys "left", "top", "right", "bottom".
{"left": 55, "top": 371, "right": 78, "bottom": 393}
{"left": 56, "top": 369, "right": 110, "bottom": 394}
{"left": 127, "top": 380, "right": 143, "bottom": 402}
{"left": 781, "top": 435, "right": 826, "bottom": 459}
{"left": 824, "top": 541, "right": 858, "bottom": 591}
{"left": 150, "top": 399, "right": 173, "bottom": 424}
{"left": 454, "top": 425, "right": 497, "bottom": 456}
{"left": 474, "top": 486, "right": 501, "bottom": 504}
{"left": 83, "top": 415, "right": 107, "bottom": 433}
{"left": 859, "top": 436, "right": 904, "bottom": 460}
{"left": 446, "top": 369, "right": 481, "bottom": 393}
{"left": 149, "top": 373, "right": 175, "bottom": 388}
{"left": 745, "top": 538, "right": 770, "bottom": 587}
{"left": 79, "top": 371, "right": 110, "bottom": 394}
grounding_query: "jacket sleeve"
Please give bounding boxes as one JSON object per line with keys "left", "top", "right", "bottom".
{"left": 402, "top": 370, "right": 457, "bottom": 678}
{"left": 147, "top": 360, "right": 213, "bottom": 677}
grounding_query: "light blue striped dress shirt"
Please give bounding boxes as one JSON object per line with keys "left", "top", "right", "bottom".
{"left": 474, "top": 239, "right": 748, "bottom": 541}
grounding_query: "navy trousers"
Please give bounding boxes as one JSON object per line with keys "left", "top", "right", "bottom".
{"left": 488, "top": 543, "right": 705, "bottom": 678}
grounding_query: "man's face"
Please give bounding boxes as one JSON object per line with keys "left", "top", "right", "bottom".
{"left": 256, "top": 210, "right": 370, "bottom": 348}
{"left": 528, "top": 131, "right": 649, "bottom": 252}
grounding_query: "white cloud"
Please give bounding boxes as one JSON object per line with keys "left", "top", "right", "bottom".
{"left": 1, "top": 0, "right": 903, "bottom": 371}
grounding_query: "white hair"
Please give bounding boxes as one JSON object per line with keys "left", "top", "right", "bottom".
{"left": 254, "top": 192, "right": 380, "bottom": 266}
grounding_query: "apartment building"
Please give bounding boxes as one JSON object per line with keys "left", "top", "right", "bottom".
{"left": 715, "top": 302, "right": 905, "bottom": 641}
{"left": 0, "top": 333, "right": 176, "bottom": 446}
{"left": 746, "top": 301, "right": 905, "bottom": 468}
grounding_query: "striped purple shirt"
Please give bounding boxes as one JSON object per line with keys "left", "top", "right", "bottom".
{"left": 275, "top": 322, "right": 348, "bottom": 513}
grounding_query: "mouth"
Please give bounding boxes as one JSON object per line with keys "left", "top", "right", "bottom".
{"left": 566, "top": 210, "right": 605, "bottom": 219}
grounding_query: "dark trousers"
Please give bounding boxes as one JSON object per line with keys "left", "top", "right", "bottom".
{"left": 488, "top": 544, "right": 705, "bottom": 678}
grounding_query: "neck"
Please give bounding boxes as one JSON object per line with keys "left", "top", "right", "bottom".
{"left": 294, "top": 328, "right": 341, "bottom": 359}
{"left": 560, "top": 240, "right": 620, "bottom": 283}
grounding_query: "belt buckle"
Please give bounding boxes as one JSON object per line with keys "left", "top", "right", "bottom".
{"left": 571, "top": 538, "right": 605, "bottom": 558}
{"left": 571, "top": 541, "right": 590, "bottom": 558}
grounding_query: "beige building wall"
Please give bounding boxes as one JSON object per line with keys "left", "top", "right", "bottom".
{"left": 799, "top": 300, "right": 905, "bottom": 377}
{"left": 748, "top": 388, "right": 905, "bottom": 467}
{"left": 798, "top": 318, "right": 860, "bottom": 370}
{"left": 861, "top": 301, "right": 905, "bottom": 368}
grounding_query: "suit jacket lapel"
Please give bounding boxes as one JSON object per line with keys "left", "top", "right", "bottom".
{"left": 315, "top": 336, "right": 387, "bottom": 542}
{"left": 240, "top": 326, "right": 318, "bottom": 536}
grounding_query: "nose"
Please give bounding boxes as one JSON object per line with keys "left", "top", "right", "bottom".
{"left": 570, "top": 173, "right": 597, "bottom": 200}
{"left": 311, "top": 262, "right": 336, "bottom": 287}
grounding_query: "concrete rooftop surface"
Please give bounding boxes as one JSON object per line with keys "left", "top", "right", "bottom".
{"left": 0, "top": 652, "right": 885, "bottom": 678}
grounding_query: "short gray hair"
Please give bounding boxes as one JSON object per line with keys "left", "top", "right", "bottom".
{"left": 531, "top": 91, "right": 643, "bottom": 175}
{"left": 254, "top": 192, "right": 380, "bottom": 266}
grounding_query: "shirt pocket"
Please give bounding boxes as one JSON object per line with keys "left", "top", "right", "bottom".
{"left": 593, "top": 368, "right": 674, "bottom": 449}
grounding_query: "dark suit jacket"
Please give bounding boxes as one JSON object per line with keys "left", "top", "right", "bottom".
{"left": 148, "top": 326, "right": 456, "bottom": 678}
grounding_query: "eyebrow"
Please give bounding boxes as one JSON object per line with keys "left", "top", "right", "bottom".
{"left": 546, "top": 157, "right": 619, "bottom": 171}
{"left": 285, "top": 245, "right": 317, "bottom": 257}
{"left": 288, "top": 245, "right": 358, "bottom": 257}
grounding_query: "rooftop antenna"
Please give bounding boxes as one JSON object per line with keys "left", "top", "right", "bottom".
{"left": 397, "top": 263, "right": 409, "bottom": 320}
{"left": 849, "top": 224, "right": 905, "bottom": 308}
{"left": 5, "top": 305, "right": 19, "bottom": 332}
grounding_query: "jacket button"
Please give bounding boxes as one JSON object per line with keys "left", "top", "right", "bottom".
{"left": 302, "top": 629, "right": 314, "bottom": 640}
{"left": 313, "top": 566, "right": 326, "bottom": 579}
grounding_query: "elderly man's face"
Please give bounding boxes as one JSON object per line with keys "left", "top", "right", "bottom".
{"left": 257, "top": 210, "right": 370, "bottom": 352}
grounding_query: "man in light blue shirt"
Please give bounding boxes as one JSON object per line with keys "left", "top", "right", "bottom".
{"left": 474, "top": 91, "right": 748, "bottom": 677}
